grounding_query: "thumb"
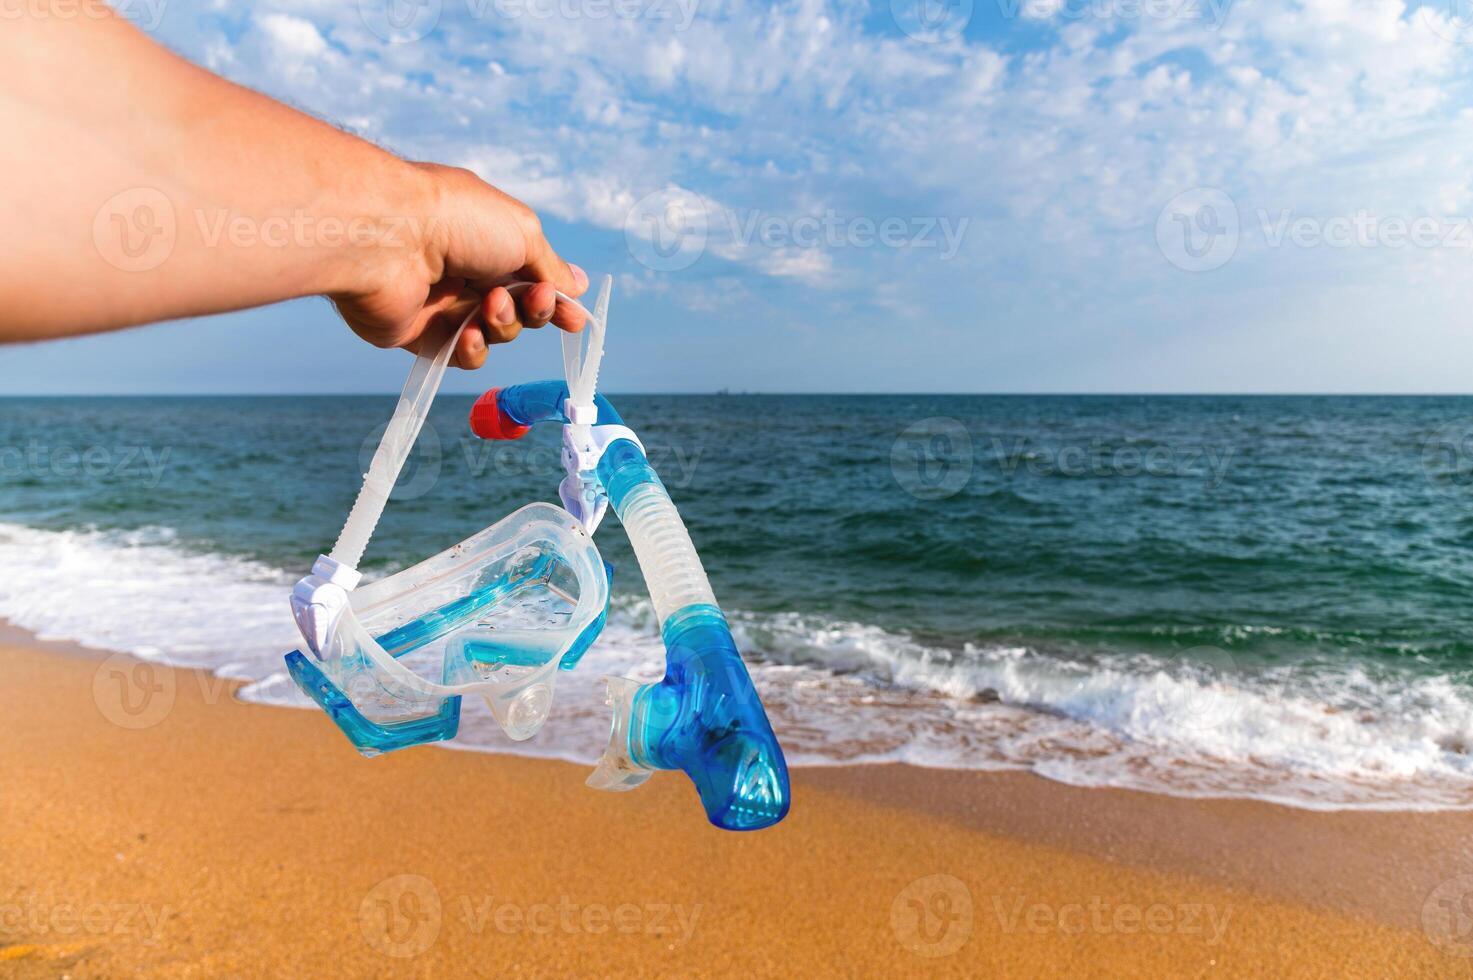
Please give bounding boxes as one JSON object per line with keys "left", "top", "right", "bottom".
{"left": 519, "top": 220, "right": 588, "bottom": 298}
{"left": 514, "top": 225, "right": 590, "bottom": 333}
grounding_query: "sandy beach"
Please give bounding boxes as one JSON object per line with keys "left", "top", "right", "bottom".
{"left": 1, "top": 633, "right": 1468, "bottom": 977}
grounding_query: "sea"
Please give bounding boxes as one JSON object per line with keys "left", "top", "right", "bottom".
{"left": 2, "top": 393, "right": 1471, "bottom": 810}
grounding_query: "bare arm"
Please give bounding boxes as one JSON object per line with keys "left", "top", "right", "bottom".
{"left": 0, "top": 4, "right": 585, "bottom": 368}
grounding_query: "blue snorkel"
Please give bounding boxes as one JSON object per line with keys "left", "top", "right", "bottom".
{"left": 285, "top": 275, "right": 788, "bottom": 832}
{"left": 469, "top": 280, "right": 791, "bottom": 831}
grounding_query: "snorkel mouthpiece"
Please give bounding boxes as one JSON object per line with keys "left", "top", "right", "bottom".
{"left": 593, "top": 606, "right": 790, "bottom": 830}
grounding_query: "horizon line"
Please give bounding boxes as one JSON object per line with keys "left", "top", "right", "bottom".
{"left": 7, "top": 391, "right": 1473, "bottom": 398}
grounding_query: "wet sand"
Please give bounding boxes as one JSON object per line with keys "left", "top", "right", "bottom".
{"left": 1, "top": 637, "right": 1468, "bottom": 977}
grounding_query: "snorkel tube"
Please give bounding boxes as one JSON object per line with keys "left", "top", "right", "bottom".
{"left": 470, "top": 322, "right": 791, "bottom": 831}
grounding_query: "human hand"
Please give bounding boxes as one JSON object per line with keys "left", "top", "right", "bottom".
{"left": 331, "top": 162, "right": 589, "bottom": 369}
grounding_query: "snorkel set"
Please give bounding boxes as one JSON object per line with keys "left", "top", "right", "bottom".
{"left": 283, "top": 278, "right": 790, "bottom": 831}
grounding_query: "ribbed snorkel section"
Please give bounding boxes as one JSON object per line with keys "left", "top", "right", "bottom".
{"left": 597, "top": 438, "right": 714, "bottom": 623}
{"left": 615, "top": 483, "right": 718, "bottom": 624}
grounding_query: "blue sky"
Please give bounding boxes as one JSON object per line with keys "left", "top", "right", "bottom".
{"left": 7, "top": 0, "right": 1473, "bottom": 393}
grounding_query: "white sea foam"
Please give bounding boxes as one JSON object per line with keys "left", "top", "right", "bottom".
{"left": 2, "top": 520, "right": 1471, "bottom": 810}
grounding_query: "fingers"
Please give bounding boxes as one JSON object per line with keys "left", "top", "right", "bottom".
{"left": 436, "top": 279, "right": 587, "bottom": 368}
{"left": 481, "top": 286, "right": 519, "bottom": 344}
{"left": 399, "top": 279, "right": 472, "bottom": 356}
{"left": 454, "top": 322, "right": 488, "bottom": 370}
{"left": 388, "top": 277, "right": 593, "bottom": 371}
{"left": 405, "top": 285, "right": 489, "bottom": 370}
{"left": 519, "top": 219, "right": 588, "bottom": 333}
{"left": 548, "top": 265, "right": 589, "bottom": 333}
{"left": 520, "top": 221, "right": 585, "bottom": 298}
{"left": 472, "top": 280, "right": 584, "bottom": 342}
{"left": 550, "top": 283, "right": 589, "bottom": 333}
{"left": 519, "top": 281, "right": 557, "bottom": 330}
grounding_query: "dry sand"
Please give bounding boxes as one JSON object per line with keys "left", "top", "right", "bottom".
{"left": 1, "top": 637, "right": 1470, "bottom": 978}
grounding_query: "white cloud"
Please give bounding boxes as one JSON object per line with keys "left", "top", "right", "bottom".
{"left": 150, "top": 0, "right": 1473, "bottom": 370}
{"left": 254, "top": 13, "right": 328, "bottom": 60}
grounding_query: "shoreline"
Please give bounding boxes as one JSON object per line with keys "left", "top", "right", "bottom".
{"left": 3, "top": 628, "right": 1470, "bottom": 974}
{"left": 5, "top": 516, "right": 1471, "bottom": 818}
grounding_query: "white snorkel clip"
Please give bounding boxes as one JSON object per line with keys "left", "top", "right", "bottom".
{"left": 557, "top": 276, "right": 641, "bottom": 534}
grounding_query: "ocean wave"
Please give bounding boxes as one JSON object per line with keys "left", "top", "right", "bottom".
{"left": 1, "top": 520, "right": 1470, "bottom": 810}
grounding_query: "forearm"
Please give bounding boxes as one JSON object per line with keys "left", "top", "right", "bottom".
{"left": 0, "top": 5, "right": 430, "bottom": 339}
